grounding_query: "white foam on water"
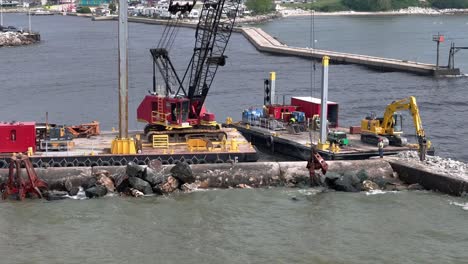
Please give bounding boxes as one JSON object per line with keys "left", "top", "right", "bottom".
{"left": 67, "top": 187, "right": 88, "bottom": 200}
{"left": 365, "top": 190, "right": 398, "bottom": 196}
{"left": 449, "top": 201, "right": 468, "bottom": 211}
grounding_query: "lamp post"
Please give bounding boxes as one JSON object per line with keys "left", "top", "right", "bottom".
{"left": 432, "top": 33, "right": 445, "bottom": 70}
{"left": 1, "top": 0, "right": 4, "bottom": 27}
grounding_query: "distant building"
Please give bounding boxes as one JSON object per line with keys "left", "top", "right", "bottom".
{"left": 79, "top": 0, "right": 111, "bottom": 7}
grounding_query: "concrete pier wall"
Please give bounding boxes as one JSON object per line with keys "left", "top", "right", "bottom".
{"left": 389, "top": 160, "right": 468, "bottom": 196}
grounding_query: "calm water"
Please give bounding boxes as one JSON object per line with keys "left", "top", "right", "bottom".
{"left": 1, "top": 14, "right": 468, "bottom": 263}
{"left": 0, "top": 189, "right": 467, "bottom": 264}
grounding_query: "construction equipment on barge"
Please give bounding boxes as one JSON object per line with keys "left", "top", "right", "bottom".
{"left": 229, "top": 57, "right": 433, "bottom": 161}
{"left": 137, "top": 0, "right": 241, "bottom": 143}
{"left": 360, "top": 96, "right": 431, "bottom": 160}
{"left": 0, "top": 153, "right": 48, "bottom": 200}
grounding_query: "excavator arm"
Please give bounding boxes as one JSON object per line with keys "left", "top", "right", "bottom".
{"left": 381, "top": 96, "right": 425, "bottom": 137}
{"left": 381, "top": 96, "right": 430, "bottom": 160}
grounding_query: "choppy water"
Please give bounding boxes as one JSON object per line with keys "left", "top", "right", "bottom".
{"left": 0, "top": 189, "right": 467, "bottom": 264}
{"left": 1, "top": 14, "right": 468, "bottom": 264}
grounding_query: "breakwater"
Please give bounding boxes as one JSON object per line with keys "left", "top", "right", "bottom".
{"left": 1, "top": 157, "right": 467, "bottom": 198}
{"left": 90, "top": 16, "right": 460, "bottom": 76}
{"left": 0, "top": 31, "right": 40, "bottom": 46}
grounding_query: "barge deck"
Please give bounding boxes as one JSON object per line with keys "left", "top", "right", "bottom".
{"left": 0, "top": 128, "right": 258, "bottom": 168}
{"left": 230, "top": 122, "right": 423, "bottom": 160}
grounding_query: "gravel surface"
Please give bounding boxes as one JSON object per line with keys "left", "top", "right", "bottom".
{"left": 397, "top": 151, "right": 468, "bottom": 181}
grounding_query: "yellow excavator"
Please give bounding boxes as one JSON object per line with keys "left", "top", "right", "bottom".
{"left": 361, "top": 96, "right": 431, "bottom": 160}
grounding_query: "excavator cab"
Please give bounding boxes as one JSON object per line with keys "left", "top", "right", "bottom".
{"left": 392, "top": 113, "right": 403, "bottom": 133}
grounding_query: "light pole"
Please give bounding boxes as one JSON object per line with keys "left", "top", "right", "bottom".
{"left": 432, "top": 33, "right": 445, "bottom": 70}
{"left": 1, "top": 0, "right": 4, "bottom": 27}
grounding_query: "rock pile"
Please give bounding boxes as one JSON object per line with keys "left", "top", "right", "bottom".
{"left": 0, "top": 32, "right": 37, "bottom": 47}
{"left": 397, "top": 151, "right": 468, "bottom": 181}
{"left": 320, "top": 168, "right": 423, "bottom": 192}
{"left": 74, "top": 161, "right": 200, "bottom": 199}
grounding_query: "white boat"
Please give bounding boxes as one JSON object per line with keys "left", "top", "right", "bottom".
{"left": 31, "top": 9, "right": 53, "bottom": 16}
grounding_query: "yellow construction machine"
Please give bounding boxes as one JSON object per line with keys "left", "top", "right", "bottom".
{"left": 361, "top": 96, "right": 431, "bottom": 160}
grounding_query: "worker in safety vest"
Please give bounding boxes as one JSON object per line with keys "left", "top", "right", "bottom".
{"left": 378, "top": 138, "right": 384, "bottom": 158}
{"left": 289, "top": 117, "right": 296, "bottom": 125}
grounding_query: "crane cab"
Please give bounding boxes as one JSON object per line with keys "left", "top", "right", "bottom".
{"left": 137, "top": 95, "right": 192, "bottom": 129}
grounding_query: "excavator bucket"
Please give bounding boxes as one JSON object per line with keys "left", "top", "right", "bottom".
{"left": 1, "top": 154, "right": 48, "bottom": 201}
{"left": 306, "top": 148, "right": 328, "bottom": 186}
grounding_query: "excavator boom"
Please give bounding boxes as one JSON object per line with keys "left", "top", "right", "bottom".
{"left": 361, "top": 96, "right": 431, "bottom": 160}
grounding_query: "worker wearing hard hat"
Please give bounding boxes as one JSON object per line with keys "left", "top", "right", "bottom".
{"left": 378, "top": 138, "right": 384, "bottom": 158}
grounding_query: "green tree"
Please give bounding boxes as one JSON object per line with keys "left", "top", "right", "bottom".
{"left": 245, "top": 0, "right": 275, "bottom": 15}
{"left": 77, "top": 6, "right": 92, "bottom": 13}
{"left": 342, "top": 0, "right": 421, "bottom": 11}
{"left": 109, "top": 3, "right": 117, "bottom": 13}
{"left": 429, "top": 0, "right": 468, "bottom": 8}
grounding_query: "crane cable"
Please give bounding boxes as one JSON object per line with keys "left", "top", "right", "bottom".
{"left": 310, "top": 9, "right": 318, "bottom": 143}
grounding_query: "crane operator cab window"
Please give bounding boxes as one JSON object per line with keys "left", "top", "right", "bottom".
{"left": 170, "top": 101, "right": 190, "bottom": 124}
{"left": 171, "top": 103, "right": 178, "bottom": 122}
{"left": 181, "top": 101, "right": 189, "bottom": 122}
{"left": 393, "top": 113, "right": 403, "bottom": 132}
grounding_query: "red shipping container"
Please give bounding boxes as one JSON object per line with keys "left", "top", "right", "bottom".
{"left": 0, "top": 122, "right": 36, "bottom": 153}
{"left": 349, "top": 126, "right": 361, "bottom": 134}
{"left": 291, "top": 97, "right": 339, "bottom": 128}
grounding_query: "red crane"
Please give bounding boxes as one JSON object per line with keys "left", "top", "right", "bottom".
{"left": 137, "top": 0, "right": 241, "bottom": 142}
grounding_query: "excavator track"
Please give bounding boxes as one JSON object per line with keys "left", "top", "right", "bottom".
{"left": 360, "top": 133, "right": 407, "bottom": 147}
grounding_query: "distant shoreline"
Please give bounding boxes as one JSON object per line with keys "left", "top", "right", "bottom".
{"left": 277, "top": 7, "right": 468, "bottom": 18}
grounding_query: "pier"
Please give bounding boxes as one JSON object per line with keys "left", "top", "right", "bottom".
{"left": 91, "top": 16, "right": 461, "bottom": 76}
{"left": 241, "top": 27, "right": 460, "bottom": 77}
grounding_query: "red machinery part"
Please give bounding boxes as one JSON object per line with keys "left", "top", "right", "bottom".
{"left": 0, "top": 154, "right": 48, "bottom": 200}
{"left": 306, "top": 149, "right": 328, "bottom": 186}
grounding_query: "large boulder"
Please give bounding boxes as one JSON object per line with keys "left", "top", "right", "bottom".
{"left": 128, "top": 177, "right": 153, "bottom": 194}
{"left": 81, "top": 177, "right": 97, "bottom": 190}
{"left": 68, "top": 187, "right": 80, "bottom": 196}
{"left": 143, "top": 167, "right": 166, "bottom": 186}
{"left": 170, "top": 162, "right": 194, "bottom": 184}
{"left": 97, "top": 174, "right": 115, "bottom": 193}
{"left": 85, "top": 185, "right": 108, "bottom": 198}
{"left": 113, "top": 173, "right": 129, "bottom": 193}
{"left": 126, "top": 162, "right": 146, "bottom": 178}
{"left": 154, "top": 176, "right": 180, "bottom": 194}
{"left": 362, "top": 180, "right": 380, "bottom": 191}
{"left": 324, "top": 172, "right": 362, "bottom": 192}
